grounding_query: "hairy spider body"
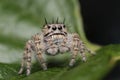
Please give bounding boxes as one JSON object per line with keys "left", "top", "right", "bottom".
{"left": 18, "top": 20, "right": 94, "bottom": 76}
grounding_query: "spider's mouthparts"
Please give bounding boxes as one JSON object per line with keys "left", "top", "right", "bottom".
{"left": 45, "top": 32, "right": 66, "bottom": 37}
{"left": 51, "top": 34, "right": 64, "bottom": 39}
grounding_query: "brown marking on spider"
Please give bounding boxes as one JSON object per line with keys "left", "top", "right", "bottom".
{"left": 18, "top": 18, "right": 95, "bottom": 76}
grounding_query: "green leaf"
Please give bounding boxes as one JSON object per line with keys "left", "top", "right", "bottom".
{"left": 0, "top": 0, "right": 119, "bottom": 80}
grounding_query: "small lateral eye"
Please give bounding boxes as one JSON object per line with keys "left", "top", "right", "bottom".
{"left": 47, "top": 25, "right": 51, "bottom": 29}
{"left": 63, "top": 25, "right": 65, "bottom": 28}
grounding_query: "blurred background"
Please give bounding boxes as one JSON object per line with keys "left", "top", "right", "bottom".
{"left": 79, "top": 0, "right": 120, "bottom": 45}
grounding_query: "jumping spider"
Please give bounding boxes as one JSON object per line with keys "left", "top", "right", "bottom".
{"left": 18, "top": 18, "right": 95, "bottom": 76}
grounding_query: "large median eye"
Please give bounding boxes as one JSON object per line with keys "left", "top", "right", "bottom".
{"left": 58, "top": 26, "right": 62, "bottom": 30}
{"left": 52, "top": 26, "right": 57, "bottom": 30}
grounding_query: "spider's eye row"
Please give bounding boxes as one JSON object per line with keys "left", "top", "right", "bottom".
{"left": 47, "top": 25, "right": 51, "bottom": 29}
{"left": 52, "top": 26, "right": 57, "bottom": 30}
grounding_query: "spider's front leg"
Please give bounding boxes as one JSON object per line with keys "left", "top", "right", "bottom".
{"left": 69, "top": 33, "right": 94, "bottom": 66}
{"left": 18, "top": 40, "right": 33, "bottom": 75}
{"left": 33, "top": 33, "right": 47, "bottom": 71}
{"left": 18, "top": 33, "right": 47, "bottom": 76}
{"left": 69, "top": 33, "right": 80, "bottom": 67}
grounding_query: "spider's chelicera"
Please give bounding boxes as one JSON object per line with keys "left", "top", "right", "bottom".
{"left": 18, "top": 18, "right": 95, "bottom": 76}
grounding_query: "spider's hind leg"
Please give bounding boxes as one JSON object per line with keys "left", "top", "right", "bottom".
{"left": 18, "top": 40, "right": 33, "bottom": 76}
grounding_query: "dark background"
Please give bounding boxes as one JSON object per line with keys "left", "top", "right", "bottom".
{"left": 79, "top": 0, "right": 120, "bottom": 45}
{"left": 79, "top": 0, "right": 120, "bottom": 80}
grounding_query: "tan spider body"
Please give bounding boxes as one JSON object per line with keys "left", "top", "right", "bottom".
{"left": 18, "top": 20, "right": 94, "bottom": 76}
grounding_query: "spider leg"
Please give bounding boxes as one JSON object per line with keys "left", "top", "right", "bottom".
{"left": 33, "top": 34, "right": 47, "bottom": 70}
{"left": 78, "top": 37, "right": 95, "bottom": 62}
{"left": 79, "top": 40, "right": 95, "bottom": 56}
{"left": 69, "top": 50, "right": 79, "bottom": 67}
{"left": 80, "top": 49, "right": 87, "bottom": 62}
{"left": 18, "top": 40, "right": 33, "bottom": 76}
{"left": 84, "top": 47, "right": 95, "bottom": 55}
{"left": 18, "top": 51, "right": 26, "bottom": 75}
{"left": 35, "top": 49, "right": 47, "bottom": 70}
{"left": 69, "top": 33, "right": 79, "bottom": 67}
{"left": 69, "top": 33, "right": 95, "bottom": 66}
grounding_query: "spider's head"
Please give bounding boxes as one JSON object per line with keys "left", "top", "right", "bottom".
{"left": 42, "top": 18, "right": 67, "bottom": 37}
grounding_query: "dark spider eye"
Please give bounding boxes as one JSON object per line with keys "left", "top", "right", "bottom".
{"left": 52, "top": 27, "right": 57, "bottom": 30}
{"left": 58, "top": 26, "right": 62, "bottom": 30}
{"left": 63, "top": 25, "right": 65, "bottom": 28}
{"left": 47, "top": 25, "right": 51, "bottom": 29}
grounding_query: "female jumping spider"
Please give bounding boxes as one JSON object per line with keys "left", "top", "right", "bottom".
{"left": 18, "top": 18, "right": 95, "bottom": 75}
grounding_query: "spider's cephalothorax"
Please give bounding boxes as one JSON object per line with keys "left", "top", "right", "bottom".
{"left": 18, "top": 19, "right": 95, "bottom": 76}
